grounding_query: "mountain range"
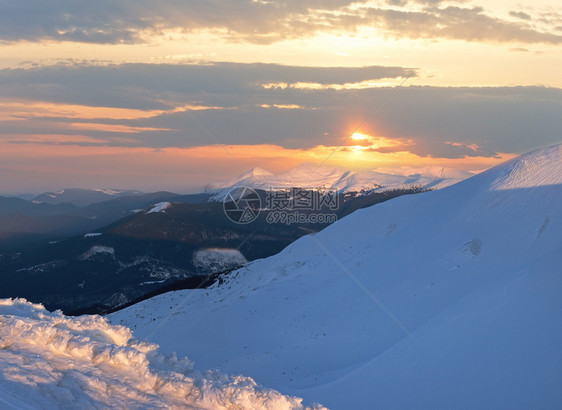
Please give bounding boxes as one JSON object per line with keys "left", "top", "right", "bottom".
{"left": 31, "top": 188, "right": 145, "bottom": 207}
{"left": 207, "top": 163, "right": 469, "bottom": 201}
{"left": 0, "top": 166, "right": 451, "bottom": 314}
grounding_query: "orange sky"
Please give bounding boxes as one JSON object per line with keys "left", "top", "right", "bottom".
{"left": 0, "top": 138, "right": 515, "bottom": 193}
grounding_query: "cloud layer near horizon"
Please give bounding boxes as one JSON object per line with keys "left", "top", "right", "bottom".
{"left": 1, "top": 62, "right": 561, "bottom": 161}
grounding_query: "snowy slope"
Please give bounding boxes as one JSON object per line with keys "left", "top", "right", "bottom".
{"left": 110, "top": 144, "right": 562, "bottom": 409}
{"left": 146, "top": 201, "right": 171, "bottom": 214}
{"left": 208, "top": 164, "right": 469, "bottom": 200}
{"left": 0, "top": 298, "right": 322, "bottom": 409}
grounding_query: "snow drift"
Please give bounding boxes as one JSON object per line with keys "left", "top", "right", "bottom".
{"left": 111, "top": 144, "right": 562, "bottom": 409}
{"left": 0, "top": 298, "right": 322, "bottom": 409}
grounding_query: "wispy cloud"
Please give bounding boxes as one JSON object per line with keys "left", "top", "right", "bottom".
{"left": 68, "top": 122, "right": 172, "bottom": 134}
{"left": 0, "top": 101, "right": 179, "bottom": 120}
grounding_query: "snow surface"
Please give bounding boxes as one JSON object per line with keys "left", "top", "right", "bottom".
{"left": 56, "top": 188, "right": 137, "bottom": 196}
{"left": 34, "top": 188, "right": 142, "bottom": 204}
{"left": 83, "top": 232, "right": 102, "bottom": 238}
{"left": 111, "top": 144, "right": 562, "bottom": 409}
{"left": 193, "top": 248, "right": 248, "bottom": 274}
{"left": 78, "top": 245, "right": 115, "bottom": 261}
{"left": 146, "top": 202, "right": 171, "bottom": 214}
{"left": 0, "top": 298, "right": 323, "bottom": 409}
{"left": 208, "top": 164, "right": 469, "bottom": 201}
{"left": 91, "top": 188, "right": 129, "bottom": 195}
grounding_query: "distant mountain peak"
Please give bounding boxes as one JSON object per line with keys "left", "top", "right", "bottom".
{"left": 251, "top": 166, "right": 274, "bottom": 176}
{"left": 239, "top": 167, "right": 274, "bottom": 179}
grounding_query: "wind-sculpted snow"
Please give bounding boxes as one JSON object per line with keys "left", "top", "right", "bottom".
{"left": 0, "top": 298, "right": 322, "bottom": 409}
{"left": 111, "top": 144, "right": 562, "bottom": 409}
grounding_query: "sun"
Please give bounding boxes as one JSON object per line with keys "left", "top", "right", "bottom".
{"left": 351, "top": 132, "right": 368, "bottom": 141}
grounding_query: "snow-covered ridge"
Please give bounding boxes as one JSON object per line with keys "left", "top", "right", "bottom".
{"left": 207, "top": 163, "right": 471, "bottom": 201}
{"left": 54, "top": 188, "right": 140, "bottom": 196}
{"left": 488, "top": 144, "right": 562, "bottom": 190}
{"left": 0, "top": 298, "right": 322, "bottom": 409}
{"left": 91, "top": 188, "right": 133, "bottom": 195}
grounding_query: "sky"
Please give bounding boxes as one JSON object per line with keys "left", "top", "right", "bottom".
{"left": 1, "top": 0, "right": 561, "bottom": 194}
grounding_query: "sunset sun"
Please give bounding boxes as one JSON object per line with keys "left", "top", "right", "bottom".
{"left": 351, "top": 132, "right": 368, "bottom": 141}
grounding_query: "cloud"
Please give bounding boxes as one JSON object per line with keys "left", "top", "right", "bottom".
{"left": 510, "top": 11, "right": 532, "bottom": 21}
{"left": 0, "top": 63, "right": 561, "bottom": 161}
{"left": 0, "top": 1, "right": 560, "bottom": 45}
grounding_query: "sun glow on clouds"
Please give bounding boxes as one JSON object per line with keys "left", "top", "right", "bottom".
{"left": 259, "top": 104, "right": 306, "bottom": 110}
{"left": 0, "top": 95, "right": 520, "bottom": 193}
{"left": 261, "top": 80, "right": 406, "bottom": 90}
{"left": 351, "top": 132, "right": 367, "bottom": 141}
{"left": 346, "top": 132, "right": 405, "bottom": 152}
